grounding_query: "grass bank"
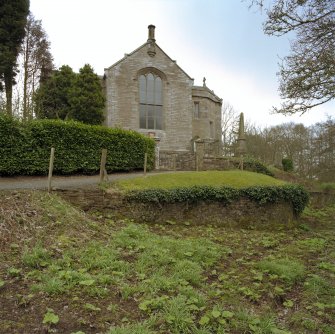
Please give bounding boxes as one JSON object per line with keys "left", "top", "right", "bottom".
{"left": 111, "top": 170, "right": 286, "bottom": 192}
{"left": 109, "top": 171, "right": 308, "bottom": 217}
{"left": 0, "top": 190, "right": 334, "bottom": 333}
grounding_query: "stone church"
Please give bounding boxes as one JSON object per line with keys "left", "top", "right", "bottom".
{"left": 103, "top": 25, "right": 222, "bottom": 153}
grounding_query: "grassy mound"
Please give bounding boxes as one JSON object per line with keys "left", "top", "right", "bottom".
{"left": 112, "top": 170, "right": 285, "bottom": 192}
{"left": 110, "top": 171, "right": 308, "bottom": 216}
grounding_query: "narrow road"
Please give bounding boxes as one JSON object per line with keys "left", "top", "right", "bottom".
{"left": 0, "top": 171, "right": 168, "bottom": 190}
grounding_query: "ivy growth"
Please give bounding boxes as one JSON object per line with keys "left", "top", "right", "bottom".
{"left": 126, "top": 184, "right": 309, "bottom": 216}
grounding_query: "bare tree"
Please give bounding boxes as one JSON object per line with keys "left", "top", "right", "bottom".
{"left": 221, "top": 102, "right": 239, "bottom": 156}
{"left": 245, "top": 118, "right": 335, "bottom": 181}
{"left": 19, "top": 13, "right": 53, "bottom": 120}
{"left": 310, "top": 117, "right": 335, "bottom": 181}
{"left": 249, "top": 0, "right": 335, "bottom": 114}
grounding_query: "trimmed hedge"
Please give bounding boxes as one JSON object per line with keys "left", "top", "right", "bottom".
{"left": 0, "top": 115, "right": 155, "bottom": 176}
{"left": 126, "top": 184, "right": 309, "bottom": 216}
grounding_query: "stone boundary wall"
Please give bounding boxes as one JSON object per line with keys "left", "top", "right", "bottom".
{"left": 202, "top": 157, "right": 232, "bottom": 171}
{"left": 158, "top": 151, "right": 235, "bottom": 172}
{"left": 158, "top": 150, "right": 196, "bottom": 171}
{"left": 157, "top": 140, "right": 224, "bottom": 171}
{"left": 56, "top": 189, "right": 296, "bottom": 229}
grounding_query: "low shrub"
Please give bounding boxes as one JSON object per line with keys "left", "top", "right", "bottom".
{"left": 126, "top": 184, "right": 309, "bottom": 216}
{"left": 282, "top": 157, "right": 294, "bottom": 172}
{"left": 0, "top": 115, "right": 155, "bottom": 176}
{"left": 230, "top": 157, "right": 274, "bottom": 177}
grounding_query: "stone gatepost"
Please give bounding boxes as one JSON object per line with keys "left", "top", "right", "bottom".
{"left": 154, "top": 137, "right": 161, "bottom": 170}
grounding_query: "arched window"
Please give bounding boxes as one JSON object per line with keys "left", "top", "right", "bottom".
{"left": 139, "top": 73, "right": 162, "bottom": 130}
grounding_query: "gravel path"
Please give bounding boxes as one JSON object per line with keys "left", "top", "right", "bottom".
{"left": 0, "top": 171, "right": 169, "bottom": 190}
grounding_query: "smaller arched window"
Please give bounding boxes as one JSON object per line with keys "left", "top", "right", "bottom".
{"left": 139, "top": 73, "right": 162, "bottom": 130}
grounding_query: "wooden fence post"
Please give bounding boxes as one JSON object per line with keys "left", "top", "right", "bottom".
{"left": 48, "top": 147, "right": 55, "bottom": 193}
{"left": 144, "top": 153, "right": 148, "bottom": 176}
{"left": 99, "top": 149, "right": 108, "bottom": 183}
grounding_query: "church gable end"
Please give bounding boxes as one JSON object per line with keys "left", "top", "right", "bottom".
{"left": 104, "top": 25, "right": 221, "bottom": 152}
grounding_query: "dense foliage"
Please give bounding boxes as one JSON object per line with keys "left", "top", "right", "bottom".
{"left": 34, "top": 64, "right": 105, "bottom": 125}
{"left": 34, "top": 65, "right": 76, "bottom": 120}
{"left": 68, "top": 64, "right": 104, "bottom": 125}
{"left": 126, "top": 184, "right": 309, "bottom": 216}
{"left": 0, "top": 0, "right": 30, "bottom": 115}
{"left": 0, "top": 114, "right": 155, "bottom": 175}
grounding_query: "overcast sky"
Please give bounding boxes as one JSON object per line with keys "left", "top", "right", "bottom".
{"left": 30, "top": 0, "right": 334, "bottom": 127}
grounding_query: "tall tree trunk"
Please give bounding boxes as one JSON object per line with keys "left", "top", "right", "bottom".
{"left": 30, "top": 71, "right": 35, "bottom": 120}
{"left": 4, "top": 70, "right": 13, "bottom": 116}
{"left": 23, "top": 70, "right": 28, "bottom": 120}
{"left": 23, "top": 35, "right": 29, "bottom": 121}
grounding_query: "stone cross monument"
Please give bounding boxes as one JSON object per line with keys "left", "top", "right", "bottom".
{"left": 236, "top": 112, "right": 247, "bottom": 169}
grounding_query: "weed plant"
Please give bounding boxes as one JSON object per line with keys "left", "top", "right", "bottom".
{"left": 256, "top": 258, "right": 305, "bottom": 284}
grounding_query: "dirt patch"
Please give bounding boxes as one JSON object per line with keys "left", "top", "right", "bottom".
{"left": 0, "top": 191, "right": 42, "bottom": 253}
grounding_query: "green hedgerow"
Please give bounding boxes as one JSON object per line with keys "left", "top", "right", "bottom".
{"left": 0, "top": 115, "right": 155, "bottom": 176}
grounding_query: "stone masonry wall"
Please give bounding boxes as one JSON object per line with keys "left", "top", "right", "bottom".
{"left": 104, "top": 43, "right": 194, "bottom": 151}
{"left": 158, "top": 150, "right": 196, "bottom": 170}
{"left": 56, "top": 188, "right": 296, "bottom": 230}
{"left": 192, "top": 86, "right": 222, "bottom": 141}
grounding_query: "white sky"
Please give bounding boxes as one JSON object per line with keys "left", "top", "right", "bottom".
{"left": 30, "top": 0, "right": 334, "bottom": 128}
